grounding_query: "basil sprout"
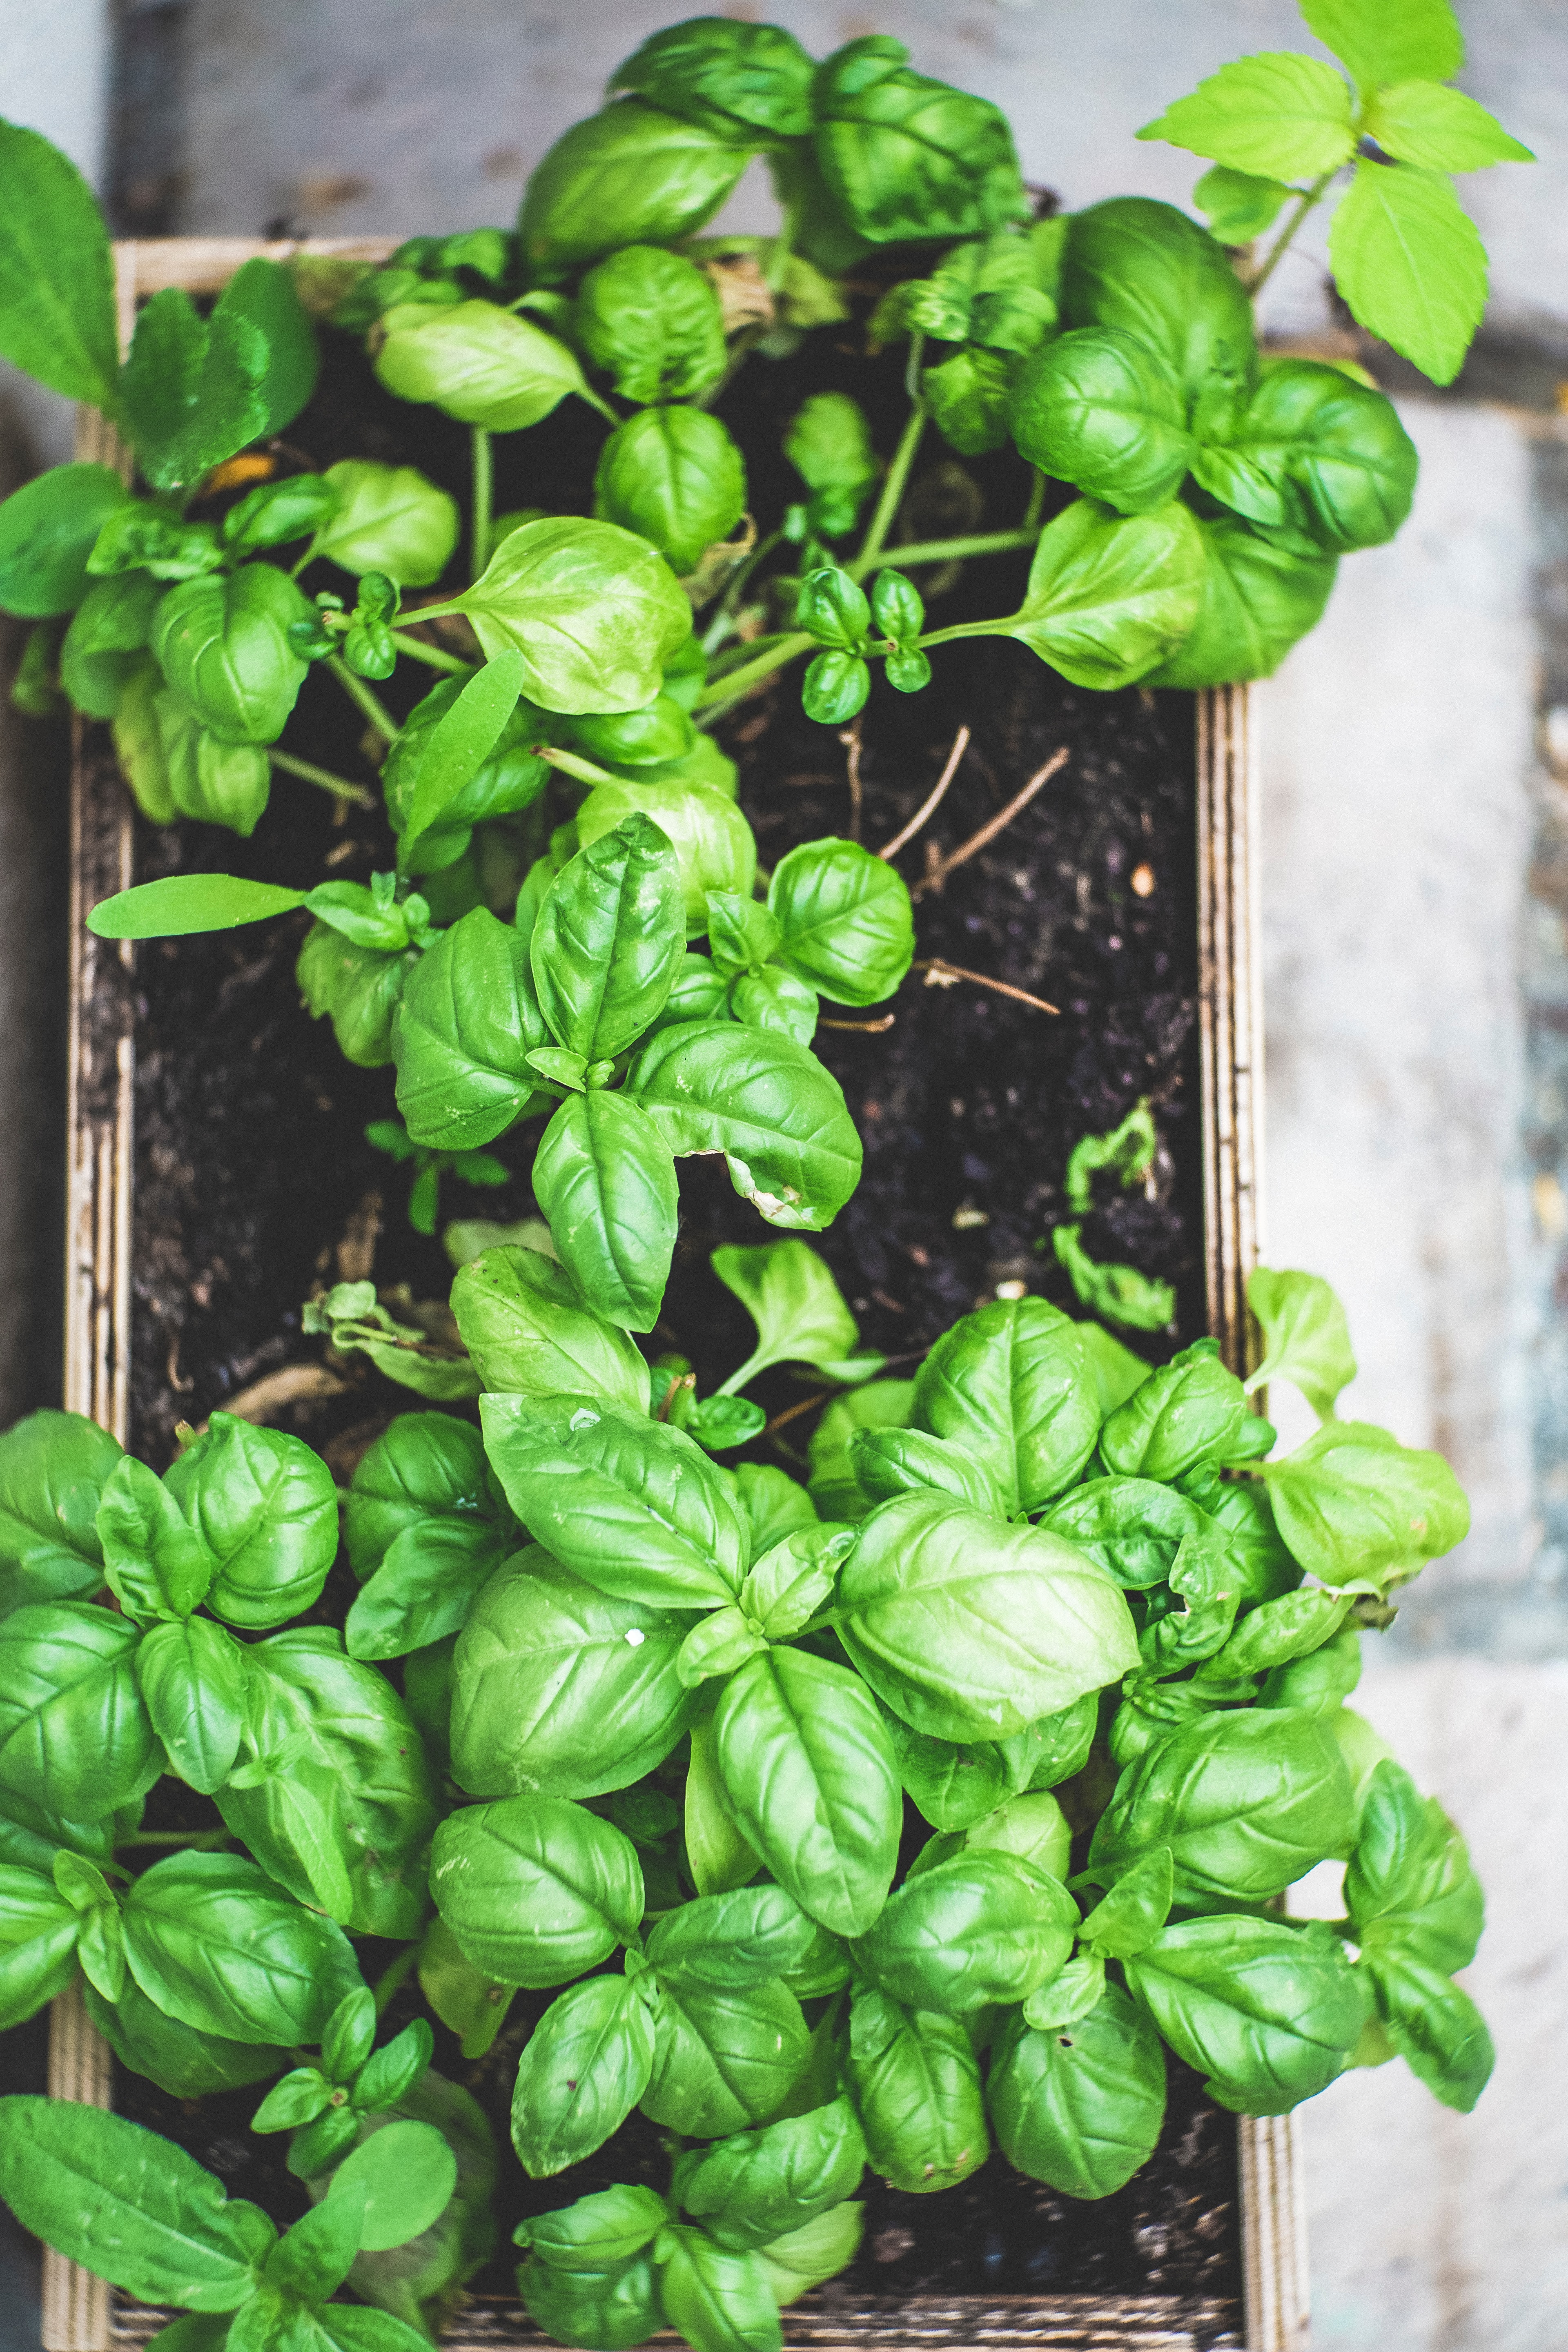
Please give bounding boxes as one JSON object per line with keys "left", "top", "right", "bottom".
{"left": 594, "top": 406, "right": 747, "bottom": 576}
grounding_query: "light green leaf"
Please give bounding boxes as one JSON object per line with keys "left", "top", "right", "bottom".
{"left": 327, "top": 2120, "right": 458, "bottom": 2254}
{"left": 1139, "top": 53, "right": 1357, "bottom": 179}
{"left": 0, "top": 123, "right": 118, "bottom": 406}
{"left": 1258, "top": 1418, "right": 1469, "bottom": 1588}
{"left": 87, "top": 875, "right": 308, "bottom": 941}
{"left": 627, "top": 1022, "right": 862, "bottom": 1234}
{"left": 1300, "top": 0, "right": 1463, "bottom": 91}
{"left": 1006, "top": 496, "right": 1206, "bottom": 691}
{"left": 1194, "top": 165, "right": 1292, "bottom": 243}
{"left": 1329, "top": 161, "right": 1486, "bottom": 386}
{"left": 430, "top": 1794, "right": 643, "bottom": 1987}
{"left": 712, "top": 1240, "right": 860, "bottom": 1391}
{"left": 450, "top": 1243, "right": 650, "bottom": 1413}
{"left": 1366, "top": 80, "right": 1532, "bottom": 172}
{"left": 1246, "top": 1266, "right": 1357, "bottom": 1417}
{"left": 400, "top": 650, "right": 526, "bottom": 862}
{"left": 532, "top": 814, "right": 685, "bottom": 1061}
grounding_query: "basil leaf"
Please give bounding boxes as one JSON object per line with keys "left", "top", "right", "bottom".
{"left": 988, "top": 1987, "right": 1167, "bottom": 2199}
{"left": 296, "top": 927, "right": 413, "bottom": 1069}
{"left": 1127, "top": 1915, "right": 1365, "bottom": 2112}
{"left": 657, "top": 2226, "right": 782, "bottom": 2352}
{"left": 252, "top": 2067, "right": 332, "bottom": 2133}
{"left": 577, "top": 245, "right": 726, "bottom": 406}
{"left": 1061, "top": 198, "right": 1258, "bottom": 404}
{"left": 1099, "top": 1343, "right": 1247, "bottom": 1480}
{"left": 161, "top": 1414, "right": 337, "bottom": 1630}
{"left": 393, "top": 906, "right": 546, "bottom": 1152}
{"left": 0, "top": 467, "right": 132, "bottom": 625}
{"left": 813, "top": 39, "right": 1025, "bottom": 245}
{"left": 642, "top": 1974, "right": 809, "bottom": 2139}
{"left": 853, "top": 1850, "right": 1076, "bottom": 2014}
{"left": 396, "top": 650, "right": 527, "bottom": 864}
{"left": 610, "top": 19, "right": 814, "bottom": 141}
{"left": 711, "top": 1648, "right": 900, "bottom": 1938}
{"left": 1194, "top": 165, "right": 1292, "bottom": 243}
{"left": 1195, "top": 1585, "right": 1352, "bottom": 1686}
{"left": 1328, "top": 160, "right": 1486, "bottom": 388}
{"left": 579, "top": 776, "right": 757, "bottom": 940}
{"left": 679, "top": 2097, "right": 865, "bottom": 2252}
{"left": 150, "top": 566, "right": 312, "bottom": 744}
{"left": 416, "top": 1915, "right": 514, "bottom": 2063}
{"left": 712, "top": 1240, "right": 863, "bottom": 1389}
{"left": 481, "top": 1392, "right": 747, "bottom": 1608}
{"left": 806, "top": 1380, "right": 916, "bottom": 1521}
{"left": 912, "top": 1296, "right": 1098, "bottom": 1513}
{"left": 1258, "top": 1621, "right": 1361, "bottom": 1717}
{"left": 534, "top": 815, "right": 685, "bottom": 1062}
{"left": 423, "top": 517, "right": 692, "bottom": 714}
{"left": 431, "top": 1794, "right": 642, "bottom": 1986}
{"left": 1359, "top": 1945, "right": 1493, "bottom": 2113}
{"left": 263, "top": 2192, "right": 363, "bottom": 2304}
{"left": 61, "top": 572, "right": 165, "bottom": 717}
{"left": 452, "top": 1242, "right": 650, "bottom": 1414}
{"left": 375, "top": 301, "right": 594, "bottom": 432}
{"left": 782, "top": 393, "right": 879, "bottom": 540}
{"left": 326, "top": 2119, "right": 457, "bottom": 2255}
{"left": 452, "top": 1544, "right": 695, "bottom": 1799}
{"left": 757, "top": 2202, "right": 863, "bottom": 2307}
{"left": 1149, "top": 511, "right": 1338, "bottom": 690}
{"left": 0, "top": 1409, "right": 120, "bottom": 1615}
{"left": 304, "top": 459, "right": 459, "bottom": 586}
{"left": 123, "top": 1851, "right": 363, "bottom": 2045}
{"left": 0, "top": 1864, "right": 84, "bottom": 2028}
{"left": 1011, "top": 328, "right": 1193, "bottom": 516}
{"left": 646, "top": 1886, "right": 820, "bottom": 1993}
{"left": 344, "top": 1517, "right": 508, "bottom": 1662}
{"left": 0, "top": 2096, "right": 271, "bottom": 2309}
{"left": 84, "top": 1973, "right": 284, "bottom": 2099}
{"left": 345, "top": 1414, "right": 491, "bottom": 1581}
{"left": 520, "top": 2178, "right": 668, "bottom": 2269}
{"left": 996, "top": 1695, "right": 1098, "bottom": 1795}
{"left": 881, "top": 1709, "right": 1008, "bottom": 1833}
{"left": 0, "top": 125, "right": 118, "bottom": 405}
{"left": 1006, "top": 494, "right": 1205, "bottom": 690}
{"left": 1139, "top": 52, "right": 1357, "bottom": 179}
{"left": 135, "top": 1616, "right": 249, "bottom": 1795}
{"left": 956, "top": 1789, "right": 1072, "bottom": 1880}
{"left": 0, "top": 1602, "right": 157, "bottom": 1820}
{"left": 514, "top": 1972, "right": 659, "bottom": 2178}
{"left": 1258, "top": 1419, "right": 1470, "bottom": 1589}
{"left": 1090, "top": 1707, "right": 1355, "bottom": 1902}
{"left": 521, "top": 2247, "right": 664, "bottom": 2349}
{"left": 844, "top": 1984, "right": 988, "bottom": 2194}
{"left": 635, "top": 1022, "right": 862, "bottom": 1234}
{"left": 1344, "top": 1758, "right": 1483, "bottom": 1975}
{"left": 765, "top": 838, "right": 913, "bottom": 1008}
{"left": 384, "top": 680, "right": 549, "bottom": 865}
{"left": 728, "top": 968, "right": 818, "bottom": 1047}
{"left": 216, "top": 1633, "right": 438, "bottom": 1936}
{"left": 1246, "top": 1265, "right": 1357, "bottom": 1419}
{"left": 1021, "top": 1952, "right": 1106, "bottom": 2034}
{"left": 840, "top": 1492, "right": 1137, "bottom": 1741}
{"left": 594, "top": 406, "right": 746, "bottom": 576}
{"left": 849, "top": 1426, "right": 1013, "bottom": 1517}
{"left": 1041, "top": 1476, "right": 1212, "bottom": 1589}
{"left": 686, "top": 1712, "right": 760, "bottom": 1898}
{"left": 1078, "top": 1846, "right": 1175, "bottom": 1960}
{"left": 321, "top": 1987, "right": 377, "bottom": 2085}
{"left": 740, "top": 1524, "right": 854, "bottom": 1641}
{"left": 1192, "top": 362, "right": 1417, "bottom": 560}
{"left": 520, "top": 103, "right": 750, "bottom": 282}
{"left": 96, "top": 1455, "right": 213, "bottom": 1625}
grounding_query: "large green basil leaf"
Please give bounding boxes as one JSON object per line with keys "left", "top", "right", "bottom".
{"left": 0, "top": 1603, "right": 157, "bottom": 1820}
{"left": 678, "top": 2097, "right": 865, "bottom": 2252}
{"left": 1206, "top": 1479, "right": 1301, "bottom": 1606}
{"left": 610, "top": 19, "right": 814, "bottom": 141}
{"left": 481, "top": 1391, "right": 747, "bottom": 1606}
{"left": 519, "top": 2180, "right": 666, "bottom": 2270}
{"left": 425, "top": 516, "right": 693, "bottom": 714}
{"left": 216, "top": 1631, "right": 438, "bottom": 1935}
{"left": 1041, "top": 1477, "right": 1212, "bottom": 1589}
{"left": 1126, "top": 1915, "right": 1365, "bottom": 2113}
{"left": 642, "top": 1973, "right": 808, "bottom": 2139}
{"left": 532, "top": 1090, "right": 679, "bottom": 1334}
{"left": 577, "top": 246, "right": 727, "bottom": 405}
{"left": 163, "top": 1413, "right": 337, "bottom": 1629}
{"left": 0, "top": 1409, "right": 120, "bottom": 1615}
{"left": 1090, "top": 1706, "right": 1354, "bottom": 1901}
{"left": 594, "top": 405, "right": 746, "bottom": 576}
{"left": 813, "top": 38, "right": 1024, "bottom": 245}
{"left": 345, "top": 1414, "right": 493, "bottom": 1580}
{"left": 988, "top": 1988, "right": 1166, "bottom": 2199}
{"left": 296, "top": 925, "right": 414, "bottom": 1069}
{"left": 122, "top": 1851, "right": 362, "bottom": 2046}
{"left": 1061, "top": 198, "right": 1258, "bottom": 405}
{"left": 657, "top": 2226, "right": 782, "bottom": 2352}
{"left": 878, "top": 1708, "right": 1007, "bottom": 1833}
{"left": 627, "top": 1021, "right": 862, "bottom": 1232}
{"left": 1192, "top": 359, "right": 1418, "bottom": 555}
{"left": 0, "top": 2096, "right": 272, "bottom": 2310}
{"left": 451, "top": 1244, "right": 650, "bottom": 1413}
{"left": 1359, "top": 1945, "right": 1494, "bottom": 2113}
{"left": 83, "top": 1972, "right": 284, "bottom": 2099}
{"left": 150, "top": 565, "right": 312, "bottom": 744}
{"left": 1006, "top": 494, "right": 1205, "bottom": 691}
{"left": 519, "top": 103, "right": 750, "bottom": 282}
{"left": 839, "top": 1492, "right": 1138, "bottom": 1741}
{"left": 95, "top": 1454, "right": 213, "bottom": 1625}
{"left": 0, "top": 466, "right": 129, "bottom": 619}
{"left": 0, "top": 1864, "right": 84, "bottom": 2028}
{"left": 1148, "top": 512, "right": 1338, "bottom": 690}
{"left": 521, "top": 2248, "right": 664, "bottom": 2349}
{"left": 646, "top": 1886, "right": 820, "bottom": 1993}
{"left": 344, "top": 1516, "right": 509, "bottom": 1662}
{"left": 578, "top": 777, "right": 756, "bottom": 938}
{"left": 306, "top": 459, "right": 459, "bottom": 588}
{"left": 844, "top": 1984, "right": 987, "bottom": 2194}
{"left": 757, "top": 2201, "right": 862, "bottom": 2307}
{"left": 1344, "top": 1759, "right": 1483, "bottom": 1976}
{"left": 154, "top": 689, "right": 271, "bottom": 836}
{"left": 1010, "top": 327, "right": 1192, "bottom": 516}
{"left": 849, "top": 1428, "right": 1007, "bottom": 1517}
{"left": 393, "top": 906, "right": 545, "bottom": 1152}
{"left": 375, "top": 301, "right": 595, "bottom": 432}
{"left": 512, "top": 1973, "right": 660, "bottom": 2177}
{"left": 430, "top": 1794, "right": 642, "bottom": 1985}
{"left": 853, "top": 1850, "right": 1075, "bottom": 2014}
{"left": 1258, "top": 1420, "right": 1470, "bottom": 1590}
{"left": 711, "top": 1648, "right": 899, "bottom": 1938}
{"left": 765, "top": 838, "right": 914, "bottom": 1007}
{"left": 911, "top": 1296, "right": 1099, "bottom": 1513}
{"left": 1099, "top": 1342, "right": 1248, "bottom": 1481}
{"left": 452, "top": 1544, "right": 695, "bottom": 1798}
{"left": 533, "top": 815, "right": 685, "bottom": 1061}
{"left": 806, "top": 1380, "right": 916, "bottom": 1521}
{"left": 134, "top": 1616, "right": 249, "bottom": 1795}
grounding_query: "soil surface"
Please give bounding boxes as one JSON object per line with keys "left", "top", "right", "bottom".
{"left": 81, "top": 320, "right": 1234, "bottom": 2323}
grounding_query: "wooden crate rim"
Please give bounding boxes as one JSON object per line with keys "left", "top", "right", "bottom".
{"left": 47, "top": 237, "right": 1294, "bottom": 2352}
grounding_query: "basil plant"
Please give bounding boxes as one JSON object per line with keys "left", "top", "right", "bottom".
{"left": 0, "top": 1257, "right": 1490, "bottom": 2352}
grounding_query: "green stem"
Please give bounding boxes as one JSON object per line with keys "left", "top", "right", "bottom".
{"left": 269, "top": 746, "right": 374, "bottom": 808}
{"left": 388, "top": 628, "right": 475, "bottom": 677}
{"left": 701, "top": 528, "right": 785, "bottom": 653}
{"left": 1023, "top": 467, "right": 1046, "bottom": 531}
{"left": 535, "top": 743, "right": 623, "bottom": 789}
{"left": 854, "top": 388, "right": 928, "bottom": 572}
{"left": 470, "top": 425, "right": 493, "bottom": 584}
{"left": 852, "top": 526, "right": 1039, "bottom": 579}
{"left": 1246, "top": 169, "right": 1338, "bottom": 299}
{"left": 901, "top": 619, "right": 1004, "bottom": 653}
{"left": 327, "top": 655, "right": 399, "bottom": 745}
{"left": 118, "top": 1829, "right": 232, "bottom": 1851}
{"left": 372, "top": 1940, "right": 421, "bottom": 2018}
{"left": 582, "top": 386, "right": 622, "bottom": 428}
{"left": 692, "top": 629, "right": 815, "bottom": 713}
{"left": 715, "top": 1349, "right": 770, "bottom": 1400}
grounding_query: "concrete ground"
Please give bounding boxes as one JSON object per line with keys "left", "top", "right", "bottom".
{"left": 0, "top": 5, "right": 1564, "bottom": 2347}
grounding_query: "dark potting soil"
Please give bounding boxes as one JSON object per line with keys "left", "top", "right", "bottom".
{"left": 85, "top": 319, "right": 1235, "bottom": 2322}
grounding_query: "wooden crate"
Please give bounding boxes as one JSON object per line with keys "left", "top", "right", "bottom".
{"left": 45, "top": 240, "right": 1300, "bottom": 2352}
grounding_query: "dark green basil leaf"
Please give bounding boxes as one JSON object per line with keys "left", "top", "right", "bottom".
{"left": 642, "top": 1973, "right": 809, "bottom": 2139}
{"left": 912, "top": 1296, "right": 1098, "bottom": 1513}
{"left": 452, "top": 1243, "right": 650, "bottom": 1414}
{"left": 375, "top": 301, "right": 594, "bottom": 431}
{"left": 154, "top": 690, "right": 271, "bottom": 836}
{"left": 0, "top": 466, "right": 131, "bottom": 619}
{"left": 122, "top": 1851, "right": 363, "bottom": 2046}
{"left": 344, "top": 1516, "right": 508, "bottom": 1662}
{"left": 711, "top": 1649, "right": 900, "bottom": 1938}
{"left": 853, "top": 1850, "right": 1075, "bottom": 2014}
{"left": 222, "top": 472, "right": 337, "bottom": 557}
{"left": 150, "top": 565, "right": 313, "bottom": 744}
{"left": 840, "top": 1492, "right": 1137, "bottom": 1741}
{"left": 594, "top": 407, "right": 746, "bottom": 577}
{"left": 646, "top": 1886, "right": 820, "bottom": 1993}
{"left": 1090, "top": 1707, "right": 1355, "bottom": 1902}
{"left": 577, "top": 247, "right": 726, "bottom": 407}
{"left": 881, "top": 1708, "right": 1008, "bottom": 1833}
{"left": 1258, "top": 1420, "right": 1470, "bottom": 1591}
{"left": 383, "top": 680, "right": 548, "bottom": 870}
{"left": 1359, "top": 1945, "right": 1493, "bottom": 2113}
{"left": 782, "top": 394, "right": 879, "bottom": 541}
{"left": 611, "top": 20, "right": 815, "bottom": 141}
{"left": 60, "top": 573, "right": 165, "bottom": 719}
{"left": 0, "top": 1409, "right": 120, "bottom": 1615}
{"left": 0, "top": 1864, "right": 84, "bottom": 2028}
{"left": 1011, "top": 327, "right": 1192, "bottom": 514}
{"left": 678, "top": 2097, "right": 865, "bottom": 2251}
{"left": 533, "top": 815, "right": 685, "bottom": 1062}
{"left": 345, "top": 1415, "right": 492, "bottom": 1581}
{"left": 84, "top": 1972, "right": 284, "bottom": 2099}
{"left": 95, "top": 1454, "right": 212, "bottom": 1626}
{"left": 1344, "top": 1759, "right": 1483, "bottom": 1976}
{"left": 431, "top": 1794, "right": 643, "bottom": 1985}
{"left": 163, "top": 1413, "right": 338, "bottom": 1629}
{"left": 922, "top": 347, "right": 1020, "bottom": 459}
{"left": 627, "top": 1022, "right": 862, "bottom": 1233}
{"left": 988, "top": 1987, "right": 1166, "bottom": 2198}
{"left": 813, "top": 39, "right": 1025, "bottom": 245}
{"left": 1149, "top": 512, "right": 1338, "bottom": 690}
{"left": 844, "top": 1984, "right": 987, "bottom": 2194}
{"left": 801, "top": 653, "right": 868, "bottom": 725}
{"left": 1041, "top": 1476, "right": 1212, "bottom": 1589}
{"left": 520, "top": 2247, "right": 664, "bottom": 2349}
{"left": 579, "top": 777, "right": 755, "bottom": 941}
{"left": 1099, "top": 1342, "right": 1247, "bottom": 1481}
{"left": 728, "top": 968, "right": 819, "bottom": 1046}
{"left": 297, "top": 925, "right": 414, "bottom": 1069}
{"left": 796, "top": 568, "right": 869, "bottom": 652}
{"left": 1061, "top": 198, "right": 1258, "bottom": 405}
{"left": 393, "top": 906, "right": 546, "bottom": 1152}
{"left": 1192, "top": 359, "right": 1417, "bottom": 554}
{"left": 0, "top": 1603, "right": 157, "bottom": 1820}
{"left": 1126, "top": 1915, "right": 1365, "bottom": 2113}
{"left": 134, "top": 1616, "right": 248, "bottom": 1795}
{"left": 766, "top": 839, "right": 913, "bottom": 1008}
{"left": 519, "top": 103, "right": 750, "bottom": 282}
